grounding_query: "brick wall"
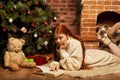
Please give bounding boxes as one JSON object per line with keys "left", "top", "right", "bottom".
{"left": 47, "top": 0, "right": 79, "bottom": 34}
{"left": 81, "top": 0, "right": 120, "bottom": 49}
{"left": 48, "top": 0, "right": 120, "bottom": 49}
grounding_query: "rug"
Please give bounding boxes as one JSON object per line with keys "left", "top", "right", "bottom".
{"left": 37, "top": 64, "right": 120, "bottom": 78}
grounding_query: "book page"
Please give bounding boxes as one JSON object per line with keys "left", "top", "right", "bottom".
{"left": 37, "top": 65, "right": 63, "bottom": 77}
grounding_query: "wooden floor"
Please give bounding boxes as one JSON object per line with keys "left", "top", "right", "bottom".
{"left": 0, "top": 63, "right": 120, "bottom": 80}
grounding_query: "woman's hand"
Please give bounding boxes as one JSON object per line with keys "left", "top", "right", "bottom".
{"left": 50, "top": 64, "right": 59, "bottom": 71}
{"left": 50, "top": 63, "right": 59, "bottom": 71}
{"left": 59, "top": 41, "right": 69, "bottom": 49}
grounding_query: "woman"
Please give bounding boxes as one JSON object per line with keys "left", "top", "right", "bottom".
{"left": 49, "top": 24, "right": 120, "bottom": 71}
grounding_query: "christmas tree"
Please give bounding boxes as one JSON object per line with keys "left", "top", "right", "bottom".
{"left": 0, "top": 0, "right": 56, "bottom": 55}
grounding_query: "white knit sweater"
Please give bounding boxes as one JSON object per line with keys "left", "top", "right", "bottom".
{"left": 50, "top": 38, "right": 120, "bottom": 70}
{"left": 85, "top": 49, "right": 120, "bottom": 67}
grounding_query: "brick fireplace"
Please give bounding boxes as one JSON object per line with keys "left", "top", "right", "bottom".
{"left": 48, "top": 0, "right": 120, "bottom": 49}
{"left": 81, "top": 0, "right": 120, "bottom": 49}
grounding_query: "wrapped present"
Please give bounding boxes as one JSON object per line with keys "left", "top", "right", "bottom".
{"left": 26, "top": 55, "right": 34, "bottom": 63}
{"left": 27, "top": 55, "right": 34, "bottom": 59}
{"left": 34, "top": 54, "right": 48, "bottom": 65}
{"left": 25, "top": 58, "right": 34, "bottom": 63}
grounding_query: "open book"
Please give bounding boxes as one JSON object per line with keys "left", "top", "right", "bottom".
{"left": 36, "top": 65, "right": 64, "bottom": 77}
{"left": 35, "top": 64, "right": 120, "bottom": 78}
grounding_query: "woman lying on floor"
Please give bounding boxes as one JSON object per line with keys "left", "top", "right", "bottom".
{"left": 49, "top": 23, "right": 120, "bottom": 71}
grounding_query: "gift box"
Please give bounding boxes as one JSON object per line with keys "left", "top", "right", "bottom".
{"left": 26, "top": 55, "right": 34, "bottom": 63}
{"left": 25, "top": 58, "right": 34, "bottom": 63}
{"left": 34, "top": 54, "right": 48, "bottom": 65}
{"left": 27, "top": 55, "right": 34, "bottom": 59}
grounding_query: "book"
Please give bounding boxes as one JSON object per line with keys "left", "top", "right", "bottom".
{"left": 36, "top": 65, "right": 64, "bottom": 77}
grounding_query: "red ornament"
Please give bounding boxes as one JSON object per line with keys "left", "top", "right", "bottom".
{"left": 3, "top": 28, "right": 7, "bottom": 32}
{"left": 43, "top": 34, "right": 49, "bottom": 38}
{"left": 27, "top": 10, "right": 31, "bottom": 15}
{"left": 31, "top": 23, "right": 35, "bottom": 27}
{"left": 44, "top": 22, "right": 48, "bottom": 25}
{"left": 34, "top": 54, "right": 48, "bottom": 65}
{"left": 34, "top": 1, "right": 39, "bottom": 6}
{"left": 10, "top": 8, "right": 14, "bottom": 12}
{"left": 27, "top": 55, "right": 34, "bottom": 59}
{"left": 0, "top": 5, "right": 3, "bottom": 9}
{"left": 21, "top": 27, "right": 27, "bottom": 33}
{"left": 20, "top": 9, "right": 24, "bottom": 14}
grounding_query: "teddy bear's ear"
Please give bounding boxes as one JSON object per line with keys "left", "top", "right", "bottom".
{"left": 8, "top": 37, "right": 15, "bottom": 42}
{"left": 20, "top": 38, "right": 25, "bottom": 44}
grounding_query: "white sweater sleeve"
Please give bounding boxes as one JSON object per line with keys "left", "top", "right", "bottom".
{"left": 58, "top": 39, "right": 83, "bottom": 70}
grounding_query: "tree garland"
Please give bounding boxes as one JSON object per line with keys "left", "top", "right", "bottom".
{"left": 0, "top": 0, "right": 55, "bottom": 34}
{"left": 72, "top": 0, "right": 83, "bottom": 26}
{"left": 0, "top": 0, "right": 56, "bottom": 55}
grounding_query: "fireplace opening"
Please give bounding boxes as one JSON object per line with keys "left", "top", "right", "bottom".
{"left": 97, "top": 11, "right": 120, "bottom": 27}
{"left": 96, "top": 11, "right": 120, "bottom": 50}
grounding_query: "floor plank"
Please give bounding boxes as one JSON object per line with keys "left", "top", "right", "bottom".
{"left": 0, "top": 63, "right": 120, "bottom": 80}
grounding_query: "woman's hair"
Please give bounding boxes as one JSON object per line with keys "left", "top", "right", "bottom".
{"left": 54, "top": 24, "right": 80, "bottom": 40}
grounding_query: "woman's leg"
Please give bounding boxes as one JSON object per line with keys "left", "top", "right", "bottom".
{"left": 108, "top": 42, "right": 120, "bottom": 57}
{"left": 97, "top": 24, "right": 120, "bottom": 57}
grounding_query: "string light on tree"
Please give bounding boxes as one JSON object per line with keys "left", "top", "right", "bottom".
{"left": 9, "top": 18, "right": 13, "bottom": 23}
{"left": 14, "top": 5, "right": 16, "bottom": 9}
{"left": 34, "top": 33, "right": 38, "bottom": 38}
{"left": 43, "top": 41, "right": 48, "bottom": 46}
{"left": 43, "top": 0, "right": 47, "bottom": 3}
{"left": 49, "top": 30, "right": 52, "bottom": 34}
{"left": 53, "top": 16, "right": 57, "bottom": 21}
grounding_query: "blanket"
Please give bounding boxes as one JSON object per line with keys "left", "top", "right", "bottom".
{"left": 36, "top": 64, "right": 120, "bottom": 78}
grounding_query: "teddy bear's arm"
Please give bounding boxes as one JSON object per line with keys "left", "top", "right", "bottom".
{"left": 4, "top": 51, "right": 10, "bottom": 67}
{"left": 21, "top": 51, "right": 26, "bottom": 59}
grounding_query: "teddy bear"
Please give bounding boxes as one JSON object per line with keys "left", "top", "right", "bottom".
{"left": 4, "top": 37, "right": 36, "bottom": 71}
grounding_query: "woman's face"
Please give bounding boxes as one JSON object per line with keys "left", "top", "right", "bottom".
{"left": 54, "top": 33, "right": 68, "bottom": 46}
